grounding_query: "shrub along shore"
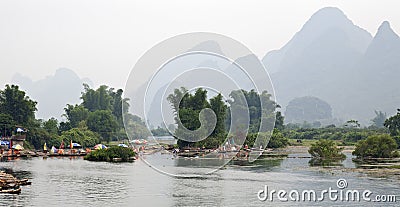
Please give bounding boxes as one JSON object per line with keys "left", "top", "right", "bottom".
{"left": 84, "top": 146, "right": 136, "bottom": 162}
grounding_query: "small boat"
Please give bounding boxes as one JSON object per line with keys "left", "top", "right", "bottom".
{"left": 17, "top": 179, "right": 32, "bottom": 186}
{"left": 0, "top": 187, "right": 21, "bottom": 194}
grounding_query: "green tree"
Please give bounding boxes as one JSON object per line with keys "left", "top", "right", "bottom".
{"left": 353, "top": 134, "right": 399, "bottom": 159}
{"left": 168, "top": 88, "right": 211, "bottom": 147}
{"left": 81, "top": 84, "right": 113, "bottom": 112}
{"left": 0, "top": 113, "right": 15, "bottom": 137}
{"left": 109, "top": 88, "right": 129, "bottom": 127}
{"left": 167, "top": 88, "right": 230, "bottom": 148}
{"left": 384, "top": 109, "right": 400, "bottom": 136}
{"left": 86, "top": 110, "right": 118, "bottom": 143}
{"left": 275, "top": 111, "right": 285, "bottom": 131}
{"left": 80, "top": 84, "right": 129, "bottom": 130}
{"left": 227, "top": 89, "right": 278, "bottom": 133}
{"left": 0, "top": 84, "right": 37, "bottom": 125}
{"left": 60, "top": 123, "right": 100, "bottom": 147}
{"left": 244, "top": 129, "right": 288, "bottom": 149}
{"left": 267, "top": 129, "right": 289, "bottom": 148}
{"left": 308, "top": 139, "right": 346, "bottom": 159}
{"left": 209, "top": 93, "right": 227, "bottom": 137}
{"left": 43, "top": 117, "right": 59, "bottom": 135}
{"left": 26, "top": 119, "right": 60, "bottom": 149}
{"left": 63, "top": 104, "right": 90, "bottom": 128}
{"left": 59, "top": 121, "right": 72, "bottom": 132}
{"left": 167, "top": 88, "right": 279, "bottom": 149}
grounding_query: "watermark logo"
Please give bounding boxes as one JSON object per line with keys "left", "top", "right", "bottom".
{"left": 336, "top": 178, "right": 348, "bottom": 189}
{"left": 257, "top": 179, "right": 398, "bottom": 203}
{"left": 123, "top": 32, "right": 276, "bottom": 177}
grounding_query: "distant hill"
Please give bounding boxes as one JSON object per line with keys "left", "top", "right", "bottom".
{"left": 130, "top": 40, "right": 234, "bottom": 128}
{"left": 12, "top": 68, "right": 93, "bottom": 120}
{"left": 285, "top": 96, "right": 332, "bottom": 124}
{"left": 131, "top": 7, "right": 400, "bottom": 126}
{"left": 262, "top": 7, "right": 400, "bottom": 125}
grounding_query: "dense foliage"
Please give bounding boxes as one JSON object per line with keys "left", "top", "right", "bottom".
{"left": 0, "top": 85, "right": 37, "bottom": 125}
{"left": 59, "top": 122, "right": 100, "bottom": 147}
{"left": 167, "top": 88, "right": 281, "bottom": 149}
{"left": 227, "top": 89, "right": 279, "bottom": 133}
{"left": 0, "top": 113, "right": 15, "bottom": 137}
{"left": 244, "top": 129, "right": 289, "bottom": 149}
{"left": 167, "top": 88, "right": 227, "bottom": 148}
{"left": 60, "top": 84, "right": 150, "bottom": 143}
{"left": 0, "top": 84, "right": 150, "bottom": 149}
{"left": 2, "top": 83, "right": 400, "bottom": 156}
{"left": 61, "top": 85, "right": 127, "bottom": 142}
{"left": 282, "top": 126, "right": 387, "bottom": 145}
{"left": 353, "top": 134, "right": 399, "bottom": 159}
{"left": 308, "top": 139, "right": 346, "bottom": 159}
{"left": 84, "top": 146, "right": 136, "bottom": 162}
{"left": 384, "top": 109, "right": 400, "bottom": 137}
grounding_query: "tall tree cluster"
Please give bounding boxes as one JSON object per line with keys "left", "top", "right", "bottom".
{"left": 167, "top": 88, "right": 227, "bottom": 148}
{"left": 0, "top": 85, "right": 37, "bottom": 138}
{"left": 0, "top": 85, "right": 37, "bottom": 126}
{"left": 227, "top": 89, "right": 283, "bottom": 133}
{"left": 61, "top": 84, "right": 133, "bottom": 143}
{"left": 167, "top": 88, "right": 284, "bottom": 149}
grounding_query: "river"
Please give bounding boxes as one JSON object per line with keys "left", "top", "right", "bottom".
{"left": 0, "top": 152, "right": 399, "bottom": 207}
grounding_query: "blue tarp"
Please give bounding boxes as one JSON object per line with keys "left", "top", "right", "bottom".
{"left": 0, "top": 140, "right": 9, "bottom": 145}
{"left": 118, "top": 144, "right": 129, "bottom": 148}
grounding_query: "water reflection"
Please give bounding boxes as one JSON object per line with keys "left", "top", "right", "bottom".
{"left": 308, "top": 158, "right": 345, "bottom": 167}
{"left": 229, "top": 158, "right": 284, "bottom": 172}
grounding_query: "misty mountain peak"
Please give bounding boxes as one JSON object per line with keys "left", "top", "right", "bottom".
{"left": 263, "top": 7, "right": 372, "bottom": 75}
{"left": 375, "top": 21, "right": 399, "bottom": 40}
{"left": 379, "top": 21, "right": 391, "bottom": 30}
{"left": 54, "top": 67, "right": 80, "bottom": 79}
{"left": 364, "top": 20, "right": 400, "bottom": 58}
{"left": 11, "top": 68, "right": 92, "bottom": 120}
{"left": 310, "top": 7, "right": 347, "bottom": 22}
{"left": 302, "top": 7, "right": 354, "bottom": 32}
{"left": 289, "top": 7, "right": 372, "bottom": 51}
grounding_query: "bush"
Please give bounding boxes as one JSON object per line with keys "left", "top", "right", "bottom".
{"left": 84, "top": 146, "right": 136, "bottom": 162}
{"left": 308, "top": 139, "right": 346, "bottom": 160}
{"left": 267, "top": 129, "right": 289, "bottom": 148}
{"left": 353, "top": 134, "right": 399, "bottom": 159}
{"left": 244, "top": 129, "right": 289, "bottom": 149}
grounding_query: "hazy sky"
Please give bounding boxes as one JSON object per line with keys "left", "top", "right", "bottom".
{"left": 1, "top": 0, "right": 399, "bottom": 90}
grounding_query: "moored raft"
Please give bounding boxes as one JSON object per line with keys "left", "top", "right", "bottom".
{"left": 0, "top": 171, "right": 30, "bottom": 194}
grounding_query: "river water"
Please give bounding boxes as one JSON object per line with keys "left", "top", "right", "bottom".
{"left": 0, "top": 152, "right": 399, "bottom": 207}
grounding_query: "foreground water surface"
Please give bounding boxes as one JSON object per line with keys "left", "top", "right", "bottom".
{"left": 1, "top": 152, "right": 399, "bottom": 207}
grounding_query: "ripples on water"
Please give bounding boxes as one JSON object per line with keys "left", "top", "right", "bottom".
{"left": 0, "top": 153, "right": 399, "bottom": 207}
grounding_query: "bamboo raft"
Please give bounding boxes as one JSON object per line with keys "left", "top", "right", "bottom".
{"left": 0, "top": 171, "right": 31, "bottom": 194}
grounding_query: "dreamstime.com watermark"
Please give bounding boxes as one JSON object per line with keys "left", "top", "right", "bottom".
{"left": 257, "top": 179, "right": 398, "bottom": 203}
